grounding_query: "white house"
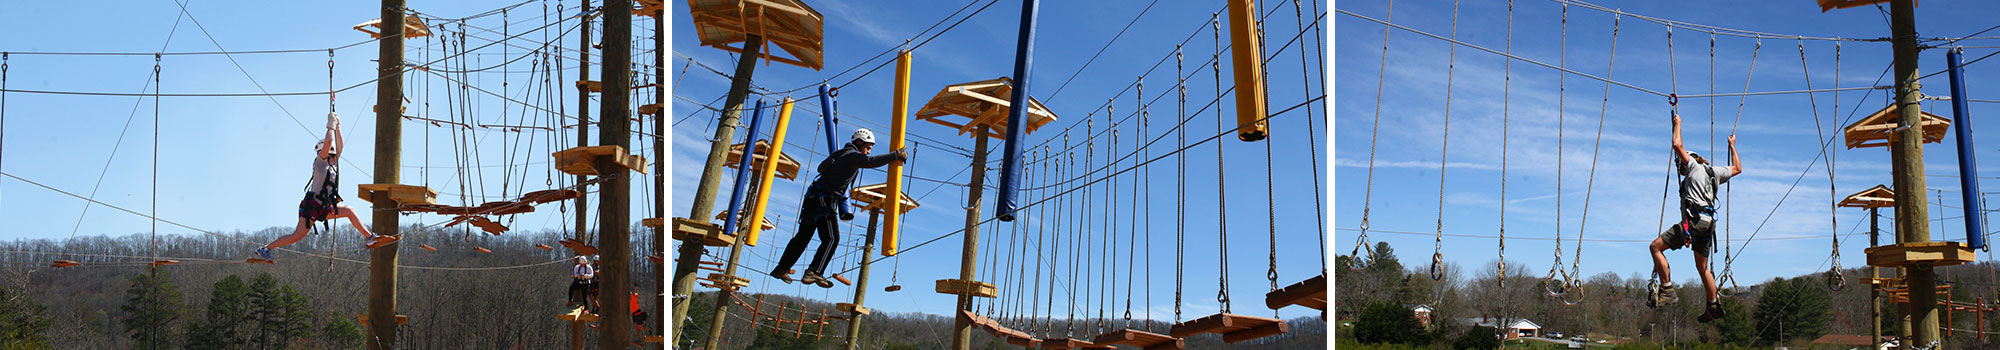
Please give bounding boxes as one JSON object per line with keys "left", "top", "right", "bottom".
{"left": 1406, "top": 304, "right": 1434, "bottom": 327}
{"left": 1461, "top": 316, "right": 1541, "bottom": 340}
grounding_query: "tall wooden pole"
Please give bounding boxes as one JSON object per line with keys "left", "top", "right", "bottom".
{"left": 650, "top": 5, "right": 668, "bottom": 349}
{"left": 1871, "top": 207, "right": 1882, "bottom": 344}
{"left": 952, "top": 126, "right": 991, "bottom": 350}
{"left": 597, "top": 0, "right": 634, "bottom": 347}
{"left": 1889, "top": 0, "right": 1938, "bottom": 346}
{"left": 574, "top": 0, "right": 594, "bottom": 261}
{"left": 845, "top": 212, "right": 881, "bottom": 350}
{"left": 670, "top": 30, "right": 764, "bottom": 350}
{"left": 367, "top": 1, "right": 405, "bottom": 349}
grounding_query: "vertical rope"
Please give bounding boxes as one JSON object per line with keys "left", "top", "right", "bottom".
{"left": 150, "top": 53, "right": 162, "bottom": 347}
{"left": 1129, "top": 78, "right": 1142, "bottom": 327}
{"left": 1173, "top": 45, "right": 1186, "bottom": 323}
{"left": 1, "top": 52, "right": 8, "bottom": 203}
{"left": 1211, "top": 12, "right": 1232, "bottom": 314}
{"left": 1430, "top": 0, "right": 1460, "bottom": 283}
{"left": 1497, "top": 0, "right": 1511, "bottom": 289}
{"left": 1547, "top": 3, "right": 1568, "bottom": 290}
{"left": 1290, "top": 0, "right": 1326, "bottom": 274}
{"left": 1721, "top": 39, "right": 1762, "bottom": 285}
{"left": 1573, "top": 14, "right": 1622, "bottom": 289}
{"left": 1352, "top": 0, "right": 1394, "bottom": 270}
{"left": 1798, "top": 39, "right": 1842, "bottom": 291}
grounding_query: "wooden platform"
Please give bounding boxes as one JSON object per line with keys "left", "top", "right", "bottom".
{"left": 638, "top": 103, "right": 663, "bottom": 116}
{"left": 557, "top": 307, "right": 600, "bottom": 322}
{"left": 935, "top": 279, "right": 997, "bottom": 298}
{"left": 1040, "top": 338, "right": 1113, "bottom": 350}
{"left": 714, "top": 211, "right": 778, "bottom": 232}
{"left": 1265, "top": 274, "right": 1328, "bottom": 310}
{"left": 356, "top": 184, "right": 438, "bottom": 206}
{"left": 962, "top": 310, "right": 1042, "bottom": 346}
{"left": 642, "top": 217, "right": 665, "bottom": 228}
{"left": 700, "top": 273, "right": 751, "bottom": 291}
{"left": 849, "top": 182, "right": 919, "bottom": 213}
{"left": 1844, "top": 103, "right": 1950, "bottom": 149}
{"left": 686, "top": 0, "right": 825, "bottom": 70}
{"left": 553, "top": 145, "right": 648, "bottom": 176}
{"left": 836, "top": 302, "right": 871, "bottom": 316}
{"left": 635, "top": 0, "right": 665, "bottom": 18}
{"left": 576, "top": 80, "right": 602, "bottom": 93}
{"left": 1867, "top": 241, "right": 1977, "bottom": 268}
{"left": 358, "top": 313, "right": 409, "bottom": 326}
{"left": 1093, "top": 329, "right": 1183, "bottom": 350}
{"left": 671, "top": 217, "right": 735, "bottom": 246}
{"left": 916, "top": 77, "right": 1059, "bottom": 139}
{"left": 1169, "top": 313, "right": 1287, "bottom": 343}
{"left": 353, "top": 14, "right": 431, "bottom": 39}
{"left": 1838, "top": 184, "right": 1896, "bottom": 209}
{"left": 726, "top": 140, "right": 802, "bottom": 181}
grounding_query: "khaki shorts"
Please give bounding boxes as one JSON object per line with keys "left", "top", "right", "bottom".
{"left": 1659, "top": 216, "right": 1715, "bottom": 255}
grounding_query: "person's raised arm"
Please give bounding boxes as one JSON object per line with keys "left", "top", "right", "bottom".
{"left": 1728, "top": 134, "right": 1743, "bottom": 177}
{"left": 1672, "top": 112, "right": 1694, "bottom": 166}
{"left": 329, "top": 118, "right": 344, "bottom": 155}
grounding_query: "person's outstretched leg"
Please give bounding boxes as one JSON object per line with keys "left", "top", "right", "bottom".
{"left": 772, "top": 201, "right": 827, "bottom": 279}
{"left": 805, "top": 213, "right": 839, "bottom": 276}
{"left": 266, "top": 217, "right": 315, "bottom": 249}
{"left": 1696, "top": 249, "right": 1717, "bottom": 302}
{"left": 1649, "top": 236, "right": 1672, "bottom": 282}
{"left": 332, "top": 204, "right": 373, "bottom": 237}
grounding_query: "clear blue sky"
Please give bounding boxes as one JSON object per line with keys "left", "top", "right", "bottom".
{"left": 0, "top": 0, "right": 1331, "bottom": 326}
{"left": 1335, "top": 0, "right": 2000, "bottom": 290}
{"left": 672, "top": 0, "right": 1328, "bottom": 322}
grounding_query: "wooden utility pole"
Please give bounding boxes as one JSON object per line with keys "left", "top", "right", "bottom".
{"left": 1888, "top": 0, "right": 1938, "bottom": 346}
{"left": 650, "top": 3, "right": 667, "bottom": 349}
{"left": 367, "top": 0, "right": 405, "bottom": 349}
{"left": 951, "top": 127, "right": 991, "bottom": 350}
{"left": 845, "top": 212, "right": 881, "bottom": 350}
{"left": 574, "top": 0, "right": 593, "bottom": 261}
{"left": 597, "top": 0, "right": 635, "bottom": 348}
{"left": 669, "top": 31, "right": 764, "bottom": 350}
{"left": 1871, "top": 206, "right": 1882, "bottom": 344}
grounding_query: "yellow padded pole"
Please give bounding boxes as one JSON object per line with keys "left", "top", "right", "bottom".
{"left": 885, "top": 50, "right": 912, "bottom": 256}
{"left": 743, "top": 98, "right": 796, "bottom": 246}
{"left": 1225, "top": 0, "right": 1269, "bottom": 142}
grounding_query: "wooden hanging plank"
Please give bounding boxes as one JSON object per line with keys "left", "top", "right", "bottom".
{"left": 832, "top": 273, "right": 852, "bottom": 285}
{"left": 1092, "top": 329, "right": 1183, "bottom": 350}
{"left": 1039, "top": 338, "right": 1113, "bottom": 350}
{"left": 1168, "top": 313, "right": 1286, "bottom": 343}
{"left": 49, "top": 260, "right": 80, "bottom": 268}
{"left": 520, "top": 189, "right": 581, "bottom": 204}
{"left": 419, "top": 244, "right": 438, "bottom": 252}
{"left": 557, "top": 307, "right": 600, "bottom": 322}
{"left": 1265, "top": 274, "right": 1328, "bottom": 311}
{"left": 576, "top": 80, "right": 603, "bottom": 93}
{"left": 559, "top": 238, "right": 600, "bottom": 255}
{"left": 670, "top": 217, "right": 736, "bottom": 247}
{"left": 245, "top": 258, "right": 276, "bottom": 265}
{"left": 474, "top": 247, "right": 493, "bottom": 254}
{"left": 357, "top": 313, "right": 409, "bottom": 326}
{"left": 535, "top": 244, "right": 555, "bottom": 251}
{"left": 553, "top": 145, "right": 648, "bottom": 176}
{"left": 356, "top": 184, "right": 438, "bottom": 206}
{"left": 836, "top": 302, "right": 870, "bottom": 316}
{"left": 934, "top": 279, "right": 997, "bottom": 298}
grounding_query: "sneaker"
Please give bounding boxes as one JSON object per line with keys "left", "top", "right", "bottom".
{"left": 1655, "top": 282, "right": 1680, "bottom": 306}
{"left": 770, "top": 269, "right": 794, "bottom": 284}
{"left": 363, "top": 235, "right": 398, "bottom": 249}
{"left": 800, "top": 272, "right": 829, "bottom": 288}
{"left": 255, "top": 247, "right": 274, "bottom": 260}
{"left": 1697, "top": 300, "right": 1727, "bottom": 323}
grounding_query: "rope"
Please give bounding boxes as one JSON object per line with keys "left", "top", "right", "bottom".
{"left": 1546, "top": 3, "right": 1569, "bottom": 296}
{"left": 1349, "top": 0, "right": 1392, "bottom": 271}
{"left": 1174, "top": 46, "right": 1187, "bottom": 323}
{"left": 1210, "top": 13, "right": 1232, "bottom": 313}
{"left": 1130, "top": 80, "right": 1143, "bottom": 326}
{"left": 1797, "top": 39, "right": 1843, "bottom": 291}
{"left": 1430, "top": 0, "right": 1459, "bottom": 283}
{"left": 1497, "top": 0, "right": 1511, "bottom": 289}
{"left": 1569, "top": 13, "right": 1623, "bottom": 302}
{"left": 1293, "top": 0, "right": 1327, "bottom": 274}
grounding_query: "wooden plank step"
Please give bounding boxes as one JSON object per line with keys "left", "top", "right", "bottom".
{"left": 245, "top": 258, "right": 276, "bottom": 264}
{"left": 149, "top": 260, "right": 180, "bottom": 267}
{"left": 935, "top": 279, "right": 997, "bottom": 298}
{"left": 559, "top": 238, "right": 601, "bottom": 255}
{"left": 836, "top": 303, "right": 871, "bottom": 316}
{"left": 1039, "top": 338, "right": 1113, "bottom": 349}
{"left": 884, "top": 285, "right": 902, "bottom": 292}
{"left": 1265, "top": 274, "right": 1328, "bottom": 311}
{"left": 357, "top": 313, "right": 409, "bottom": 326}
{"left": 474, "top": 247, "right": 493, "bottom": 254}
{"left": 557, "top": 307, "right": 600, "bottom": 322}
{"left": 1866, "top": 241, "right": 1977, "bottom": 268}
{"left": 356, "top": 184, "right": 438, "bottom": 206}
{"left": 833, "top": 273, "right": 852, "bottom": 285}
{"left": 553, "top": 145, "right": 648, "bottom": 176}
{"left": 49, "top": 260, "right": 80, "bottom": 268}
{"left": 535, "top": 244, "right": 555, "bottom": 251}
{"left": 1092, "top": 329, "right": 1183, "bottom": 350}
{"left": 670, "top": 217, "right": 736, "bottom": 247}
{"left": 642, "top": 217, "right": 665, "bottom": 228}
{"left": 639, "top": 104, "right": 663, "bottom": 116}
{"left": 1169, "top": 313, "right": 1287, "bottom": 343}
{"left": 576, "top": 80, "right": 602, "bottom": 93}
{"left": 520, "top": 189, "right": 581, "bottom": 204}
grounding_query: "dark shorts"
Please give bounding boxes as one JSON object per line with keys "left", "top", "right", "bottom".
{"left": 298, "top": 193, "right": 334, "bottom": 221}
{"left": 1659, "top": 215, "right": 1716, "bottom": 255}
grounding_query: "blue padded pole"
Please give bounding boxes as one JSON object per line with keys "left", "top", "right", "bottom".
{"left": 994, "top": 0, "right": 1041, "bottom": 222}
{"left": 1948, "top": 48, "right": 1986, "bottom": 250}
{"left": 817, "top": 84, "right": 854, "bottom": 217}
{"left": 721, "top": 99, "right": 769, "bottom": 235}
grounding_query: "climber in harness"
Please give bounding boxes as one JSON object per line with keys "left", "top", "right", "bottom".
{"left": 771, "top": 128, "right": 905, "bottom": 288}
{"left": 254, "top": 112, "right": 395, "bottom": 261}
{"left": 1648, "top": 111, "right": 1742, "bottom": 323}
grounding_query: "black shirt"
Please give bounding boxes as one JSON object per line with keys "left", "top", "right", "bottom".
{"left": 805, "top": 143, "right": 897, "bottom": 199}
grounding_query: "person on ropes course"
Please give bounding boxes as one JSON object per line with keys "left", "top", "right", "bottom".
{"left": 629, "top": 285, "right": 648, "bottom": 332}
{"left": 568, "top": 255, "right": 595, "bottom": 311}
{"left": 771, "top": 128, "right": 905, "bottom": 288}
{"left": 255, "top": 113, "right": 393, "bottom": 261}
{"left": 1649, "top": 111, "right": 1742, "bottom": 323}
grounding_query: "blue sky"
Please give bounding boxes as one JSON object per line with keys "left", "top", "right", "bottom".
{"left": 1335, "top": 0, "right": 2000, "bottom": 289}
{"left": 0, "top": 0, "right": 1330, "bottom": 326}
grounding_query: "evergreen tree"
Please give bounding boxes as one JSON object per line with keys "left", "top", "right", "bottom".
{"left": 1752, "top": 277, "right": 1830, "bottom": 345}
{"left": 321, "top": 317, "right": 364, "bottom": 350}
{"left": 248, "top": 273, "right": 315, "bottom": 349}
{"left": 186, "top": 275, "right": 252, "bottom": 350}
{"left": 1354, "top": 301, "right": 1427, "bottom": 345}
{"left": 120, "top": 269, "right": 188, "bottom": 350}
{"left": 0, "top": 284, "right": 51, "bottom": 349}
{"left": 1712, "top": 297, "right": 1755, "bottom": 346}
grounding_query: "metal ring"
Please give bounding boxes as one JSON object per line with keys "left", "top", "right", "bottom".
{"left": 1826, "top": 269, "right": 1846, "bottom": 291}
{"left": 1429, "top": 253, "right": 1445, "bottom": 281}
{"left": 1544, "top": 275, "right": 1568, "bottom": 297}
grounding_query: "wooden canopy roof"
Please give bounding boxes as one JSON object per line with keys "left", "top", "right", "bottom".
{"left": 725, "top": 139, "right": 802, "bottom": 180}
{"left": 915, "top": 77, "right": 1058, "bottom": 139}
{"left": 686, "top": 0, "right": 825, "bottom": 70}
{"left": 1843, "top": 103, "right": 1950, "bottom": 149}
{"left": 1838, "top": 184, "right": 1895, "bottom": 209}
{"left": 849, "top": 182, "right": 919, "bottom": 213}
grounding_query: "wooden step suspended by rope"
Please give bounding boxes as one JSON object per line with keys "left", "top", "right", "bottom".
{"left": 685, "top": 0, "right": 826, "bottom": 70}
{"left": 520, "top": 189, "right": 581, "bottom": 204}
{"left": 353, "top": 14, "right": 431, "bottom": 39}
{"left": 49, "top": 260, "right": 80, "bottom": 268}
{"left": 1866, "top": 241, "right": 1977, "bottom": 268}
{"left": 559, "top": 238, "right": 600, "bottom": 255}
{"left": 535, "top": 244, "right": 555, "bottom": 251}
{"left": 832, "top": 273, "right": 851, "bottom": 285}
{"left": 1168, "top": 313, "right": 1287, "bottom": 343}
{"left": 1038, "top": 338, "right": 1113, "bottom": 350}
{"left": 357, "top": 313, "right": 409, "bottom": 326}
{"left": 474, "top": 247, "right": 493, "bottom": 254}
{"left": 245, "top": 258, "right": 275, "bottom": 264}
{"left": 445, "top": 215, "right": 511, "bottom": 236}
{"left": 934, "top": 278, "right": 997, "bottom": 298}
{"left": 727, "top": 140, "right": 802, "bottom": 181}
{"left": 848, "top": 182, "right": 919, "bottom": 213}
{"left": 1092, "top": 329, "right": 1182, "bottom": 350}
{"left": 1265, "top": 274, "right": 1328, "bottom": 311}
{"left": 577, "top": 80, "right": 603, "bottom": 93}
{"left": 418, "top": 244, "right": 438, "bottom": 252}
{"left": 836, "top": 302, "right": 870, "bottom": 316}
{"left": 557, "top": 306, "right": 600, "bottom": 322}
{"left": 960, "top": 310, "right": 1041, "bottom": 347}
{"left": 356, "top": 184, "right": 438, "bottom": 207}
{"left": 1843, "top": 103, "right": 1951, "bottom": 149}
{"left": 148, "top": 260, "right": 180, "bottom": 267}
{"left": 670, "top": 217, "right": 736, "bottom": 247}
{"left": 639, "top": 104, "right": 663, "bottom": 116}
{"left": 553, "top": 145, "right": 649, "bottom": 176}
{"left": 699, "top": 273, "right": 752, "bottom": 291}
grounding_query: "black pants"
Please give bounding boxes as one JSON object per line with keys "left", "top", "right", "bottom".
{"left": 774, "top": 195, "right": 839, "bottom": 276}
{"left": 568, "top": 279, "right": 593, "bottom": 307}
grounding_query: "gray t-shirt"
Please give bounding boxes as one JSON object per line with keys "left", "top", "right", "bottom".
{"left": 1679, "top": 158, "right": 1732, "bottom": 220}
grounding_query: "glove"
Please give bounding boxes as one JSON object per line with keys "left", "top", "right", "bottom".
{"left": 327, "top": 112, "right": 341, "bottom": 130}
{"left": 894, "top": 149, "right": 909, "bottom": 162}
{"left": 840, "top": 212, "right": 855, "bottom": 221}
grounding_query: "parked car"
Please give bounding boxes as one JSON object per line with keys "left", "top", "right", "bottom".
{"left": 1567, "top": 340, "right": 1585, "bottom": 349}
{"left": 1546, "top": 331, "right": 1563, "bottom": 338}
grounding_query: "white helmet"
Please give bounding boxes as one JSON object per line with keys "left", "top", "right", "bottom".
{"left": 852, "top": 128, "right": 876, "bottom": 145}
